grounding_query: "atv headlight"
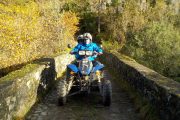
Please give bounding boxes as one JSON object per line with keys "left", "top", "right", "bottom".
{"left": 86, "top": 51, "right": 93, "bottom": 56}
{"left": 82, "top": 60, "right": 88, "bottom": 63}
{"left": 79, "top": 51, "right": 85, "bottom": 55}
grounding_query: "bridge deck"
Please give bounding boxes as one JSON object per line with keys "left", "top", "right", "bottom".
{"left": 26, "top": 70, "right": 140, "bottom": 120}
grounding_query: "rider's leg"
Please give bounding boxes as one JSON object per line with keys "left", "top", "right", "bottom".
{"left": 92, "top": 61, "right": 104, "bottom": 83}
{"left": 92, "top": 60, "right": 98, "bottom": 66}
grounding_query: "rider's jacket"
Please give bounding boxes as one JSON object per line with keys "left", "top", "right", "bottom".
{"left": 71, "top": 43, "right": 103, "bottom": 61}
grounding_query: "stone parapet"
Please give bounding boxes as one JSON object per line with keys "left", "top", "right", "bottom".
{"left": 101, "top": 51, "right": 180, "bottom": 120}
{"left": 0, "top": 54, "right": 74, "bottom": 120}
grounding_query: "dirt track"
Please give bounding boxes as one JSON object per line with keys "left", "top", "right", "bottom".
{"left": 26, "top": 70, "right": 140, "bottom": 120}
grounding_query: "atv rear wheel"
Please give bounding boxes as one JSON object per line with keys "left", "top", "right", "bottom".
{"left": 102, "top": 80, "right": 112, "bottom": 106}
{"left": 57, "top": 80, "right": 67, "bottom": 106}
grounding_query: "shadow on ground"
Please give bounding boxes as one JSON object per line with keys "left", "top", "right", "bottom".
{"left": 26, "top": 70, "right": 140, "bottom": 120}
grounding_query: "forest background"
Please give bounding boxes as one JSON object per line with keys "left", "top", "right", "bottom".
{"left": 0, "top": 0, "right": 179, "bottom": 82}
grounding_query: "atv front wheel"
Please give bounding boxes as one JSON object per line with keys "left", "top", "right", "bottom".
{"left": 102, "top": 80, "right": 112, "bottom": 106}
{"left": 57, "top": 80, "right": 67, "bottom": 106}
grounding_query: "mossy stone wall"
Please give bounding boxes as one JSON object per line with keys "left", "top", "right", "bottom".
{"left": 0, "top": 54, "right": 74, "bottom": 120}
{"left": 101, "top": 52, "right": 180, "bottom": 120}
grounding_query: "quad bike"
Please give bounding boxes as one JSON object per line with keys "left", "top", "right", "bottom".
{"left": 57, "top": 50, "right": 112, "bottom": 106}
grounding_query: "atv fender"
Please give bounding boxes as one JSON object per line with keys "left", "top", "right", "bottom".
{"left": 67, "top": 64, "right": 79, "bottom": 73}
{"left": 92, "top": 63, "right": 104, "bottom": 73}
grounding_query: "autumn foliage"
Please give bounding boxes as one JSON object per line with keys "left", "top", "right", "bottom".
{"left": 0, "top": 0, "right": 79, "bottom": 69}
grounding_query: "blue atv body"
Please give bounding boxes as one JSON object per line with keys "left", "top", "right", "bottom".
{"left": 57, "top": 50, "right": 112, "bottom": 106}
{"left": 67, "top": 62, "right": 104, "bottom": 75}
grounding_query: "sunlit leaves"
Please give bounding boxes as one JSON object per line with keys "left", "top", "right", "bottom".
{"left": 99, "top": 0, "right": 180, "bottom": 79}
{"left": 0, "top": 0, "right": 79, "bottom": 69}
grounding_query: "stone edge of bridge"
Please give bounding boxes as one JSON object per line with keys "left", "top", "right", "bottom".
{"left": 0, "top": 53, "right": 74, "bottom": 120}
{"left": 101, "top": 51, "right": 180, "bottom": 120}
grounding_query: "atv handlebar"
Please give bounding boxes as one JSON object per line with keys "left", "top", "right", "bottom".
{"left": 93, "top": 51, "right": 103, "bottom": 56}
{"left": 70, "top": 51, "right": 102, "bottom": 56}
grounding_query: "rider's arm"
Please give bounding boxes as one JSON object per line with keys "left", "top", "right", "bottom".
{"left": 93, "top": 43, "right": 103, "bottom": 54}
{"left": 88, "top": 56, "right": 96, "bottom": 61}
{"left": 91, "top": 55, "right": 97, "bottom": 60}
{"left": 70, "top": 44, "right": 81, "bottom": 54}
{"left": 87, "top": 43, "right": 103, "bottom": 61}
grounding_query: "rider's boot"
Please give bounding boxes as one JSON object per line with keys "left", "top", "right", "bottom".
{"left": 96, "top": 69, "right": 104, "bottom": 95}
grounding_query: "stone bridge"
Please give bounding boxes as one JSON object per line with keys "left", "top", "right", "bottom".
{"left": 0, "top": 52, "right": 179, "bottom": 120}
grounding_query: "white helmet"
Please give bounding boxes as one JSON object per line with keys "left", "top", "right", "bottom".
{"left": 83, "top": 33, "right": 92, "bottom": 41}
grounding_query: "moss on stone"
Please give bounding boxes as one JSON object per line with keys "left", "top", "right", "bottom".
{"left": 101, "top": 51, "right": 180, "bottom": 120}
{"left": 108, "top": 51, "right": 136, "bottom": 62}
{"left": 0, "top": 64, "right": 40, "bottom": 83}
{"left": 105, "top": 62, "right": 159, "bottom": 120}
{"left": 0, "top": 53, "right": 74, "bottom": 120}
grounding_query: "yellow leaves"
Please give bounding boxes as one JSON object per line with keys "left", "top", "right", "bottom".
{"left": 0, "top": 4, "right": 12, "bottom": 13}
{"left": 0, "top": 2, "right": 41, "bottom": 68}
{"left": 62, "top": 11, "right": 79, "bottom": 34}
{"left": 0, "top": 1, "right": 79, "bottom": 69}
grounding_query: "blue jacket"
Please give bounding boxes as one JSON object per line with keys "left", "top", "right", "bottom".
{"left": 71, "top": 43, "right": 103, "bottom": 61}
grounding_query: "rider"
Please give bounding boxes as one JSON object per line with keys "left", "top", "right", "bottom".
{"left": 72, "top": 35, "right": 84, "bottom": 60}
{"left": 77, "top": 34, "right": 84, "bottom": 44}
{"left": 66, "top": 34, "right": 84, "bottom": 81}
{"left": 70, "top": 33, "right": 103, "bottom": 62}
{"left": 66, "top": 33, "right": 103, "bottom": 81}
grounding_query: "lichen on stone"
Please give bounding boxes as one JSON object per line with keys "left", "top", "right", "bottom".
{"left": 0, "top": 64, "right": 40, "bottom": 84}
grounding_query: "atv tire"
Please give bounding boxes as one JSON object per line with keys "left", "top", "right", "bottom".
{"left": 57, "top": 80, "right": 67, "bottom": 106}
{"left": 102, "top": 80, "right": 112, "bottom": 106}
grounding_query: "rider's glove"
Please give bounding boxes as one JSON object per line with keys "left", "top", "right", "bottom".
{"left": 98, "top": 52, "right": 103, "bottom": 55}
{"left": 70, "top": 51, "right": 74, "bottom": 54}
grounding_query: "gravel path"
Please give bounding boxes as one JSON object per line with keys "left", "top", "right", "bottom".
{"left": 26, "top": 70, "right": 140, "bottom": 120}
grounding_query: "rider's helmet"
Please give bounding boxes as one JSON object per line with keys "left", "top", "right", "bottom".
{"left": 77, "top": 35, "right": 84, "bottom": 44}
{"left": 83, "top": 33, "right": 92, "bottom": 45}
